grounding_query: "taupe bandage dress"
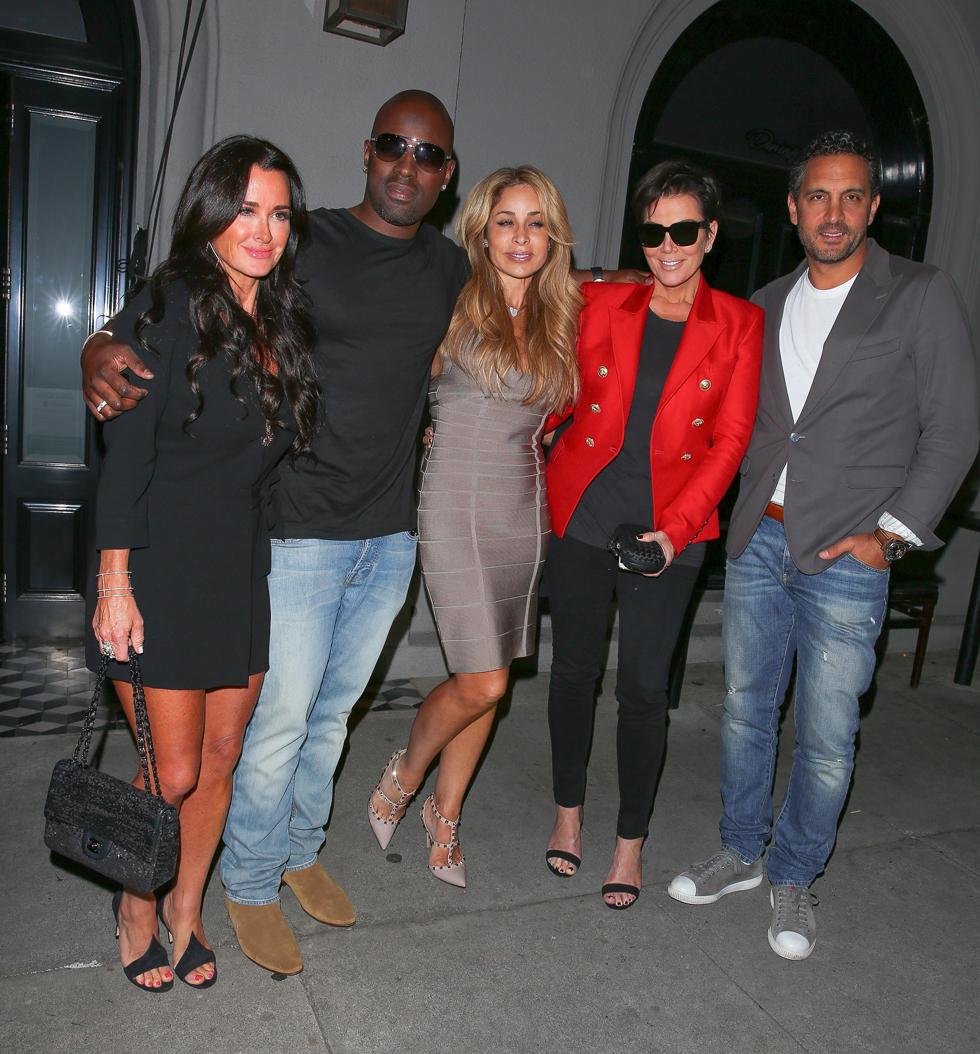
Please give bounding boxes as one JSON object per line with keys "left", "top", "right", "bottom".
{"left": 418, "top": 358, "right": 550, "bottom": 673}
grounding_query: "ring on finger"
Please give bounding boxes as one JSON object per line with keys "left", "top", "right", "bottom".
{"left": 101, "top": 641, "right": 114, "bottom": 657}
{"left": 95, "top": 399, "right": 108, "bottom": 414}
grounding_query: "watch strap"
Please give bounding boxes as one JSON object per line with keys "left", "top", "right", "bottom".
{"left": 873, "top": 526, "right": 912, "bottom": 561}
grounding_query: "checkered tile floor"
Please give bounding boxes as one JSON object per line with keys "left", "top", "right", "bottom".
{"left": 0, "top": 642, "right": 423, "bottom": 737}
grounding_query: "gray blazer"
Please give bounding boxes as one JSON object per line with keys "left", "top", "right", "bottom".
{"left": 728, "top": 239, "right": 979, "bottom": 574}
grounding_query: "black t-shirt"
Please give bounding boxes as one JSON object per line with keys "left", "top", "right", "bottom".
{"left": 567, "top": 311, "right": 704, "bottom": 568}
{"left": 271, "top": 208, "right": 468, "bottom": 540}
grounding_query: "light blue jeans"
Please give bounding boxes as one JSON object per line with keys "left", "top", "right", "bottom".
{"left": 221, "top": 532, "right": 417, "bottom": 905}
{"left": 719, "top": 515, "right": 889, "bottom": 886}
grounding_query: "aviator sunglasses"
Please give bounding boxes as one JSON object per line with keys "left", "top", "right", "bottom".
{"left": 637, "top": 219, "right": 711, "bottom": 248}
{"left": 370, "top": 133, "right": 450, "bottom": 173}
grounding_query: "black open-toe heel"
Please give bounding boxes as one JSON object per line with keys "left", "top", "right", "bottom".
{"left": 545, "top": 849, "right": 582, "bottom": 877}
{"left": 601, "top": 882, "right": 640, "bottom": 910}
{"left": 546, "top": 806, "right": 583, "bottom": 877}
{"left": 156, "top": 898, "right": 218, "bottom": 989}
{"left": 112, "top": 891, "right": 173, "bottom": 993}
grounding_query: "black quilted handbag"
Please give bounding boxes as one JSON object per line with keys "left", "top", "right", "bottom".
{"left": 43, "top": 651, "right": 179, "bottom": 892}
{"left": 607, "top": 523, "right": 668, "bottom": 575}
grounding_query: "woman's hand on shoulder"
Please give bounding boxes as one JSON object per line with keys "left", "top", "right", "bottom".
{"left": 637, "top": 530, "right": 675, "bottom": 576}
{"left": 92, "top": 595, "right": 145, "bottom": 661}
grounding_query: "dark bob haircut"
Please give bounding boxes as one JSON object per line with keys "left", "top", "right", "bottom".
{"left": 788, "top": 130, "right": 881, "bottom": 200}
{"left": 631, "top": 159, "right": 722, "bottom": 225}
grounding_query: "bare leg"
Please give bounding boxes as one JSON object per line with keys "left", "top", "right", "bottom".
{"left": 159, "top": 673, "right": 262, "bottom": 984}
{"left": 115, "top": 674, "right": 261, "bottom": 987}
{"left": 370, "top": 670, "right": 508, "bottom": 856}
{"left": 113, "top": 681, "right": 206, "bottom": 990}
{"left": 602, "top": 836, "right": 643, "bottom": 908}
{"left": 399, "top": 670, "right": 509, "bottom": 785}
{"left": 425, "top": 707, "right": 497, "bottom": 867}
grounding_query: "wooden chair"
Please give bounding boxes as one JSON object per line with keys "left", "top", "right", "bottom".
{"left": 878, "top": 571, "right": 939, "bottom": 689}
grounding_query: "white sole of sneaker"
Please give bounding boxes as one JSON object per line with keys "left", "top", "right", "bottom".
{"left": 666, "top": 872, "right": 764, "bottom": 905}
{"left": 767, "top": 927, "right": 815, "bottom": 960}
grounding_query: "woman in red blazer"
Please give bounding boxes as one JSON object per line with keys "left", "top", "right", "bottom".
{"left": 544, "top": 161, "right": 762, "bottom": 909}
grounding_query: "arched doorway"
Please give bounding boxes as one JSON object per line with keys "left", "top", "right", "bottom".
{"left": 616, "top": 0, "right": 931, "bottom": 300}
{"left": 0, "top": 0, "right": 139, "bottom": 640}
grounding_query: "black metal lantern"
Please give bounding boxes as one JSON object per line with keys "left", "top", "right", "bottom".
{"left": 323, "top": 0, "right": 408, "bottom": 46}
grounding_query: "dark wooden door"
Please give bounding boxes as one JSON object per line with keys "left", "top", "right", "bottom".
{"left": 2, "top": 73, "right": 119, "bottom": 638}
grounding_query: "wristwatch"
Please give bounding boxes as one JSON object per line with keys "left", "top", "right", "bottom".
{"left": 872, "top": 527, "right": 914, "bottom": 562}
{"left": 590, "top": 266, "right": 605, "bottom": 283}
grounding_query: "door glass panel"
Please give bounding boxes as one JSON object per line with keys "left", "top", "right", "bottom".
{"left": 21, "top": 110, "right": 96, "bottom": 464}
{"left": 0, "top": 0, "right": 86, "bottom": 41}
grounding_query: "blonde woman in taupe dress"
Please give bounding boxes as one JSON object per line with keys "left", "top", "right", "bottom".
{"left": 367, "top": 167, "right": 581, "bottom": 886}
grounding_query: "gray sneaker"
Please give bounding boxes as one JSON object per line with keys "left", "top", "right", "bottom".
{"left": 768, "top": 884, "right": 817, "bottom": 960}
{"left": 667, "top": 847, "right": 764, "bottom": 905}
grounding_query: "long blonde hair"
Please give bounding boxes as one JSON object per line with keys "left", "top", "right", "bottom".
{"left": 439, "top": 166, "right": 581, "bottom": 411}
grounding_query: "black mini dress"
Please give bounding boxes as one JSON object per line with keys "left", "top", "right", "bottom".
{"left": 85, "top": 281, "right": 295, "bottom": 690}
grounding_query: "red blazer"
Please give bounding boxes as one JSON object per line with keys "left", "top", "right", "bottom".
{"left": 546, "top": 277, "right": 763, "bottom": 555}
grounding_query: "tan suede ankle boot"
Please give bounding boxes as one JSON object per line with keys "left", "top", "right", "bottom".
{"left": 224, "top": 898, "right": 303, "bottom": 975}
{"left": 282, "top": 861, "right": 356, "bottom": 927}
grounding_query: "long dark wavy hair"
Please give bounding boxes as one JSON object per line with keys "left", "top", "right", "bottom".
{"left": 136, "top": 135, "right": 319, "bottom": 456}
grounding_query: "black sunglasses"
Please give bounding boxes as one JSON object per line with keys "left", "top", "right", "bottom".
{"left": 637, "top": 220, "right": 711, "bottom": 248}
{"left": 370, "top": 133, "right": 450, "bottom": 174}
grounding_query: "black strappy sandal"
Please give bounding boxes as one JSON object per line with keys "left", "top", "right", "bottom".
{"left": 545, "top": 849, "right": 582, "bottom": 877}
{"left": 157, "top": 898, "right": 218, "bottom": 989}
{"left": 112, "top": 891, "right": 173, "bottom": 993}
{"left": 601, "top": 882, "right": 640, "bottom": 910}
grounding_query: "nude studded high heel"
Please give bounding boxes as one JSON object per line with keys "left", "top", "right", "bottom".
{"left": 420, "top": 795, "right": 466, "bottom": 889}
{"left": 367, "top": 748, "right": 417, "bottom": 851}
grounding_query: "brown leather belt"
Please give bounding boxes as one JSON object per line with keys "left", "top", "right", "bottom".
{"left": 764, "top": 501, "right": 785, "bottom": 524}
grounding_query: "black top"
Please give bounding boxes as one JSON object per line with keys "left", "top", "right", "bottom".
{"left": 88, "top": 281, "right": 295, "bottom": 688}
{"left": 270, "top": 208, "right": 468, "bottom": 540}
{"left": 567, "top": 311, "right": 704, "bottom": 568}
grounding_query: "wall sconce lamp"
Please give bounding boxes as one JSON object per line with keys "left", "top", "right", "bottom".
{"left": 323, "top": 0, "right": 408, "bottom": 46}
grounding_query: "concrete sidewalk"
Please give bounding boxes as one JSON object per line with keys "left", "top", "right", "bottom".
{"left": 1, "top": 650, "right": 977, "bottom": 1054}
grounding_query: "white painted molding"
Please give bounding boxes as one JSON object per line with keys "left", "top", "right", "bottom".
{"left": 859, "top": 0, "right": 980, "bottom": 327}
{"left": 591, "top": 0, "right": 715, "bottom": 269}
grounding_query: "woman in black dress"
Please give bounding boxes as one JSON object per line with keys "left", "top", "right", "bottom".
{"left": 87, "top": 136, "right": 318, "bottom": 991}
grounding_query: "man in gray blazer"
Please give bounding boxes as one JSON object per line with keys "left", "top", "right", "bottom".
{"left": 668, "top": 131, "right": 978, "bottom": 959}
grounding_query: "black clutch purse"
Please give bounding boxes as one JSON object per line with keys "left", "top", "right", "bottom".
{"left": 43, "top": 651, "right": 179, "bottom": 892}
{"left": 607, "top": 523, "right": 667, "bottom": 575}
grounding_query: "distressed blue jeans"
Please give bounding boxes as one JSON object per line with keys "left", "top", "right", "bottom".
{"left": 221, "top": 532, "right": 417, "bottom": 905}
{"left": 719, "top": 515, "right": 889, "bottom": 886}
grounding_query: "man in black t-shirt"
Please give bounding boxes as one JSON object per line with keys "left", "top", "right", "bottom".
{"left": 81, "top": 90, "right": 466, "bottom": 975}
{"left": 216, "top": 93, "right": 467, "bottom": 974}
